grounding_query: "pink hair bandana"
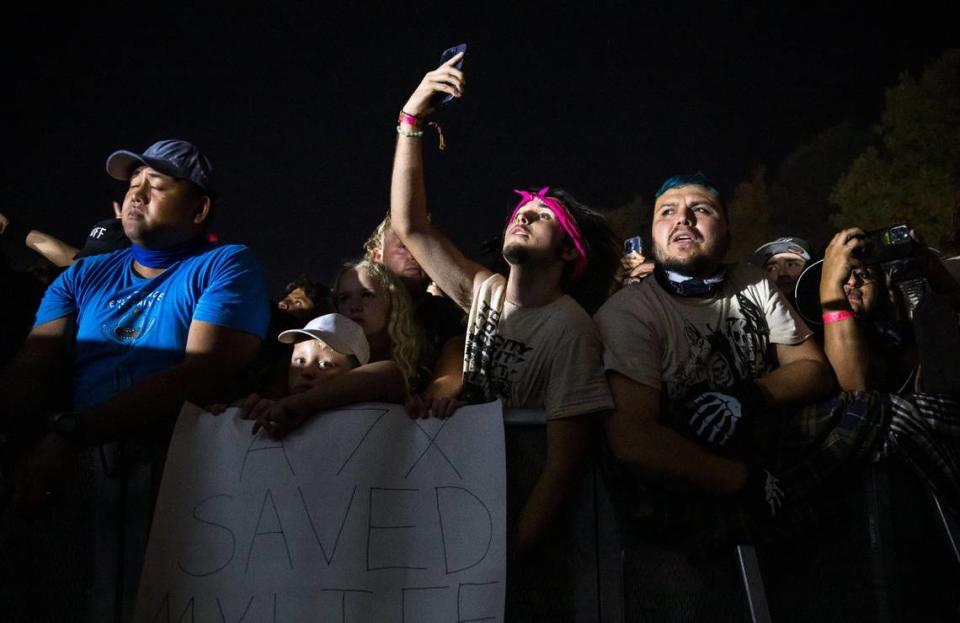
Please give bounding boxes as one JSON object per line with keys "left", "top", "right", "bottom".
{"left": 509, "top": 187, "right": 588, "bottom": 279}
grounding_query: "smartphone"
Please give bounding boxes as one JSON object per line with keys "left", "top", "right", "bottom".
{"left": 853, "top": 224, "right": 915, "bottom": 265}
{"left": 624, "top": 236, "right": 644, "bottom": 256}
{"left": 435, "top": 43, "right": 467, "bottom": 106}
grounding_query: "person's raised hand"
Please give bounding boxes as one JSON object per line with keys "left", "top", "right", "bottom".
{"left": 401, "top": 52, "right": 465, "bottom": 119}
{"left": 617, "top": 255, "right": 655, "bottom": 285}
{"left": 821, "top": 227, "right": 865, "bottom": 305}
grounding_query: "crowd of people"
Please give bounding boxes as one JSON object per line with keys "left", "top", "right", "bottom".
{"left": 1, "top": 52, "right": 959, "bottom": 621}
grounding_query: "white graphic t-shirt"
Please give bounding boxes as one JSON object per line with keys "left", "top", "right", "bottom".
{"left": 462, "top": 274, "right": 613, "bottom": 419}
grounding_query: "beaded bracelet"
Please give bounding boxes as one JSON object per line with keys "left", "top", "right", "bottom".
{"left": 822, "top": 310, "right": 855, "bottom": 325}
{"left": 396, "top": 124, "right": 424, "bottom": 138}
{"left": 396, "top": 111, "right": 445, "bottom": 150}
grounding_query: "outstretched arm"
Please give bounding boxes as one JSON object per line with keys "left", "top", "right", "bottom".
{"left": 25, "top": 231, "right": 80, "bottom": 268}
{"left": 605, "top": 372, "right": 749, "bottom": 494}
{"left": 390, "top": 53, "right": 492, "bottom": 311}
{"left": 246, "top": 360, "right": 407, "bottom": 438}
{"left": 0, "top": 212, "right": 78, "bottom": 267}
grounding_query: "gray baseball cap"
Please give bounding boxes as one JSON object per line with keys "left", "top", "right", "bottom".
{"left": 749, "top": 236, "right": 812, "bottom": 267}
{"left": 106, "top": 139, "right": 216, "bottom": 197}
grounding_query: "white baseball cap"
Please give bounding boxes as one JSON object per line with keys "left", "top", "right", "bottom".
{"left": 277, "top": 313, "right": 370, "bottom": 365}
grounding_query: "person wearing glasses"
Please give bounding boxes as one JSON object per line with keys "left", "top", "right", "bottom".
{"left": 819, "top": 227, "right": 916, "bottom": 392}
{"left": 773, "top": 225, "right": 960, "bottom": 519}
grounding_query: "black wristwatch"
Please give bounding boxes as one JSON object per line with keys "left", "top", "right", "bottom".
{"left": 47, "top": 411, "right": 86, "bottom": 447}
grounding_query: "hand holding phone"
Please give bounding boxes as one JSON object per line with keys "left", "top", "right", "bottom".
{"left": 434, "top": 43, "right": 467, "bottom": 106}
{"left": 623, "top": 235, "right": 644, "bottom": 256}
{"left": 619, "top": 235, "right": 653, "bottom": 284}
{"left": 402, "top": 44, "right": 467, "bottom": 119}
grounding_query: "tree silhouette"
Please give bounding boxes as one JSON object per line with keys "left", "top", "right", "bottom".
{"left": 831, "top": 50, "right": 960, "bottom": 241}
{"left": 727, "top": 166, "right": 771, "bottom": 262}
{"left": 768, "top": 122, "right": 869, "bottom": 249}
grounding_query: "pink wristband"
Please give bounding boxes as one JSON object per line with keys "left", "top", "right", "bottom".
{"left": 398, "top": 111, "right": 422, "bottom": 127}
{"left": 822, "top": 310, "right": 855, "bottom": 324}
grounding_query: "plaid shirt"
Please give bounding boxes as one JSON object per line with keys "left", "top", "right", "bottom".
{"left": 765, "top": 391, "right": 960, "bottom": 516}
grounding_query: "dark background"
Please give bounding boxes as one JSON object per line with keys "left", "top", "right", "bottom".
{"left": 3, "top": 3, "right": 954, "bottom": 295}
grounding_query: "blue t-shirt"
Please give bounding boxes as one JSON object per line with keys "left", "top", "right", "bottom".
{"left": 34, "top": 243, "right": 270, "bottom": 411}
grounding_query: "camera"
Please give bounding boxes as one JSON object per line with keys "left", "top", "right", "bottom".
{"left": 852, "top": 224, "right": 916, "bottom": 265}
{"left": 794, "top": 223, "right": 925, "bottom": 326}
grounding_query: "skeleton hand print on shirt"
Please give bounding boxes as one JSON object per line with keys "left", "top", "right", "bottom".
{"left": 688, "top": 391, "right": 744, "bottom": 446}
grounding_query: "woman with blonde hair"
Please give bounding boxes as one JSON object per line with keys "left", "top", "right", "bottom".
{"left": 243, "top": 259, "right": 428, "bottom": 438}
{"left": 331, "top": 259, "right": 428, "bottom": 391}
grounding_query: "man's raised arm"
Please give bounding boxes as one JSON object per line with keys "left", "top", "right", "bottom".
{"left": 390, "top": 52, "right": 490, "bottom": 311}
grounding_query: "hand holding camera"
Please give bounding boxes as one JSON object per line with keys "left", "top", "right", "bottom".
{"left": 852, "top": 224, "right": 916, "bottom": 266}
{"left": 820, "top": 227, "right": 866, "bottom": 309}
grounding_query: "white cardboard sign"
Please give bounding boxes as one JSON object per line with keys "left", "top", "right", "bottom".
{"left": 135, "top": 401, "right": 506, "bottom": 622}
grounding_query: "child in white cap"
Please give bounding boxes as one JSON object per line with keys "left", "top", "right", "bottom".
{"left": 278, "top": 313, "right": 370, "bottom": 394}
{"left": 208, "top": 314, "right": 369, "bottom": 418}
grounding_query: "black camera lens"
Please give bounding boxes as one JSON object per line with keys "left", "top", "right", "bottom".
{"left": 889, "top": 226, "right": 910, "bottom": 244}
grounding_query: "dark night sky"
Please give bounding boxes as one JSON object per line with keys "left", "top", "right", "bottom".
{"left": 3, "top": 3, "right": 954, "bottom": 295}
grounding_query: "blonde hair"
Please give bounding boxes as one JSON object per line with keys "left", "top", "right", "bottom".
{"left": 363, "top": 214, "right": 391, "bottom": 260}
{"left": 363, "top": 212, "right": 432, "bottom": 261}
{"left": 333, "top": 259, "right": 427, "bottom": 390}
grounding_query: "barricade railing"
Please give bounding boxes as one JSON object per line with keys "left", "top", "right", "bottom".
{"left": 503, "top": 408, "right": 960, "bottom": 622}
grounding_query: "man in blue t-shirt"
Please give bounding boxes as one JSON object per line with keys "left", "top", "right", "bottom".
{"left": 0, "top": 138, "right": 269, "bottom": 510}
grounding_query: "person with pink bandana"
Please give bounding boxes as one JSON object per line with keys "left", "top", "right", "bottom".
{"left": 389, "top": 52, "right": 621, "bottom": 564}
